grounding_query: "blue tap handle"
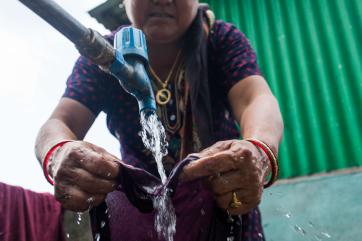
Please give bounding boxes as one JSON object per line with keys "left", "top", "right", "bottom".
{"left": 110, "top": 27, "right": 156, "bottom": 112}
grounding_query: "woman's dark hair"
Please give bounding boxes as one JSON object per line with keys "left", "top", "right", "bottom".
{"left": 183, "top": 8, "right": 214, "bottom": 149}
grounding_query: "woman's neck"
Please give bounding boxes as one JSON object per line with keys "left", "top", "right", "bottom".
{"left": 148, "top": 42, "right": 183, "bottom": 79}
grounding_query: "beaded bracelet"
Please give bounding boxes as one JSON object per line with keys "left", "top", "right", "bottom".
{"left": 245, "top": 138, "right": 279, "bottom": 188}
{"left": 42, "top": 140, "right": 73, "bottom": 185}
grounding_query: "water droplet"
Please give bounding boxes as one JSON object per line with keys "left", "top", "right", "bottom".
{"left": 320, "top": 232, "right": 331, "bottom": 238}
{"left": 95, "top": 233, "right": 100, "bottom": 241}
{"left": 101, "top": 221, "right": 106, "bottom": 228}
{"left": 285, "top": 212, "right": 291, "bottom": 218}
{"left": 107, "top": 172, "right": 111, "bottom": 177}
{"left": 313, "top": 235, "right": 323, "bottom": 241}
{"left": 87, "top": 196, "right": 95, "bottom": 204}
{"left": 257, "top": 232, "right": 263, "bottom": 238}
{"left": 294, "top": 225, "right": 307, "bottom": 236}
{"left": 76, "top": 212, "right": 82, "bottom": 225}
{"left": 66, "top": 233, "right": 70, "bottom": 239}
{"left": 200, "top": 208, "right": 205, "bottom": 216}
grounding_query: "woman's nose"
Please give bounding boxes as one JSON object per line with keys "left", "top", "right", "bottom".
{"left": 151, "top": 0, "right": 173, "bottom": 5}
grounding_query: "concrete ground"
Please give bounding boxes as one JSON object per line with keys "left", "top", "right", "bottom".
{"left": 260, "top": 168, "right": 362, "bottom": 241}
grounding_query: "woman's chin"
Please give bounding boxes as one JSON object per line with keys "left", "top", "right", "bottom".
{"left": 144, "top": 29, "right": 180, "bottom": 45}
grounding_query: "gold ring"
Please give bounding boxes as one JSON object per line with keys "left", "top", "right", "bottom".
{"left": 229, "top": 191, "right": 242, "bottom": 209}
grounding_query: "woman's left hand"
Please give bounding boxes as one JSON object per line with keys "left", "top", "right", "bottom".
{"left": 181, "top": 139, "right": 270, "bottom": 215}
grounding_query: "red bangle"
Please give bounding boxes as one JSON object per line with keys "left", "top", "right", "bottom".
{"left": 42, "top": 140, "right": 73, "bottom": 185}
{"left": 246, "top": 138, "right": 279, "bottom": 188}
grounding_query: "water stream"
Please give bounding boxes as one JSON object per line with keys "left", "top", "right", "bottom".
{"left": 140, "top": 110, "right": 176, "bottom": 241}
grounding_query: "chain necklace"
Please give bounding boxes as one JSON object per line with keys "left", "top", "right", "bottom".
{"left": 149, "top": 50, "right": 182, "bottom": 105}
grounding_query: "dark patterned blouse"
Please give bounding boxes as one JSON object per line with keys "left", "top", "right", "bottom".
{"left": 64, "top": 20, "right": 265, "bottom": 241}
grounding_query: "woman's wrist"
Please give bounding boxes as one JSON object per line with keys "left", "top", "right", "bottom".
{"left": 245, "top": 138, "right": 279, "bottom": 188}
{"left": 42, "top": 140, "right": 74, "bottom": 185}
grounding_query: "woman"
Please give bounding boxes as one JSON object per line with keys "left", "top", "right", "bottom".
{"left": 35, "top": 0, "right": 283, "bottom": 240}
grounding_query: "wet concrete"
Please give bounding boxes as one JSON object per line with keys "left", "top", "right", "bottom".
{"left": 260, "top": 169, "right": 362, "bottom": 241}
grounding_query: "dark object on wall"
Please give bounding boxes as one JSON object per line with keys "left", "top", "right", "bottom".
{"left": 89, "top": 0, "right": 130, "bottom": 31}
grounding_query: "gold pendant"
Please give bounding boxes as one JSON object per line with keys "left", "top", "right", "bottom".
{"left": 156, "top": 88, "right": 171, "bottom": 105}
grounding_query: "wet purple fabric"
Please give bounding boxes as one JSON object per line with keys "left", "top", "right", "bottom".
{"left": 89, "top": 155, "right": 245, "bottom": 241}
{"left": 106, "top": 181, "right": 215, "bottom": 241}
{"left": 95, "top": 155, "right": 216, "bottom": 241}
{"left": 116, "top": 155, "right": 197, "bottom": 213}
{"left": 0, "top": 182, "right": 64, "bottom": 241}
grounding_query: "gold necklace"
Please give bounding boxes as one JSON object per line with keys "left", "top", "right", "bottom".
{"left": 149, "top": 50, "right": 182, "bottom": 105}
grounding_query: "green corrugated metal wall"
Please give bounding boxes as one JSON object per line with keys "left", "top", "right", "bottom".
{"left": 203, "top": 0, "right": 362, "bottom": 178}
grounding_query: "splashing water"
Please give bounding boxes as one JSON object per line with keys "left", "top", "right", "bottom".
{"left": 76, "top": 212, "right": 82, "bottom": 225}
{"left": 140, "top": 111, "right": 168, "bottom": 184}
{"left": 95, "top": 233, "right": 100, "bottom": 241}
{"left": 153, "top": 189, "right": 177, "bottom": 241}
{"left": 140, "top": 111, "right": 176, "bottom": 241}
{"left": 275, "top": 207, "right": 332, "bottom": 240}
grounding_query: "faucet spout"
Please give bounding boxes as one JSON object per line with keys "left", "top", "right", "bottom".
{"left": 110, "top": 27, "right": 156, "bottom": 112}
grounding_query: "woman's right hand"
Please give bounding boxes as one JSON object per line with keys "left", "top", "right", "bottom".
{"left": 48, "top": 141, "right": 120, "bottom": 212}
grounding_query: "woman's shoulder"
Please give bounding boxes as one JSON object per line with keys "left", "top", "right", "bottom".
{"left": 210, "top": 20, "right": 245, "bottom": 40}
{"left": 208, "top": 20, "right": 252, "bottom": 55}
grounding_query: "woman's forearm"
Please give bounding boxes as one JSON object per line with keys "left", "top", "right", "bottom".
{"left": 35, "top": 98, "right": 97, "bottom": 166}
{"left": 35, "top": 118, "right": 78, "bottom": 165}
{"left": 240, "top": 94, "right": 284, "bottom": 156}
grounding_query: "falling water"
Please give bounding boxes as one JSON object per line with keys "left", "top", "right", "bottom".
{"left": 140, "top": 111, "right": 168, "bottom": 184}
{"left": 140, "top": 110, "right": 176, "bottom": 241}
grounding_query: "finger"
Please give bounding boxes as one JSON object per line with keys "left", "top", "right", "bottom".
{"left": 78, "top": 151, "right": 120, "bottom": 179}
{"left": 199, "top": 140, "right": 234, "bottom": 156}
{"left": 63, "top": 167, "right": 117, "bottom": 194}
{"left": 209, "top": 171, "right": 248, "bottom": 195}
{"left": 181, "top": 151, "right": 239, "bottom": 182}
{"left": 55, "top": 184, "right": 106, "bottom": 212}
{"left": 215, "top": 190, "right": 261, "bottom": 215}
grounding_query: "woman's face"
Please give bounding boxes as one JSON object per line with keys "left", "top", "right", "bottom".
{"left": 124, "top": 0, "right": 199, "bottom": 45}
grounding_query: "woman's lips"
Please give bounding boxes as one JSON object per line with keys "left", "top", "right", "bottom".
{"left": 148, "top": 12, "right": 174, "bottom": 19}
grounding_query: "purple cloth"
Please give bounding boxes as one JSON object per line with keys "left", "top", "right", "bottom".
{"left": 91, "top": 155, "right": 216, "bottom": 241}
{"left": 0, "top": 182, "right": 64, "bottom": 241}
{"left": 106, "top": 181, "right": 215, "bottom": 241}
{"left": 116, "top": 155, "right": 197, "bottom": 213}
{"left": 90, "top": 156, "right": 245, "bottom": 241}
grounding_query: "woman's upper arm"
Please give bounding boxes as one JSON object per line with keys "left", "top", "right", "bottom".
{"left": 227, "top": 75, "right": 273, "bottom": 123}
{"left": 210, "top": 22, "right": 274, "bottom": 122}
{"left": 49, "top": 97, "right": 97, "bottom": 140}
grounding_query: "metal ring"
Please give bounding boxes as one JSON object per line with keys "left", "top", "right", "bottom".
{"left": 229, "top": 191, "right": 242, "bottom": 209}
